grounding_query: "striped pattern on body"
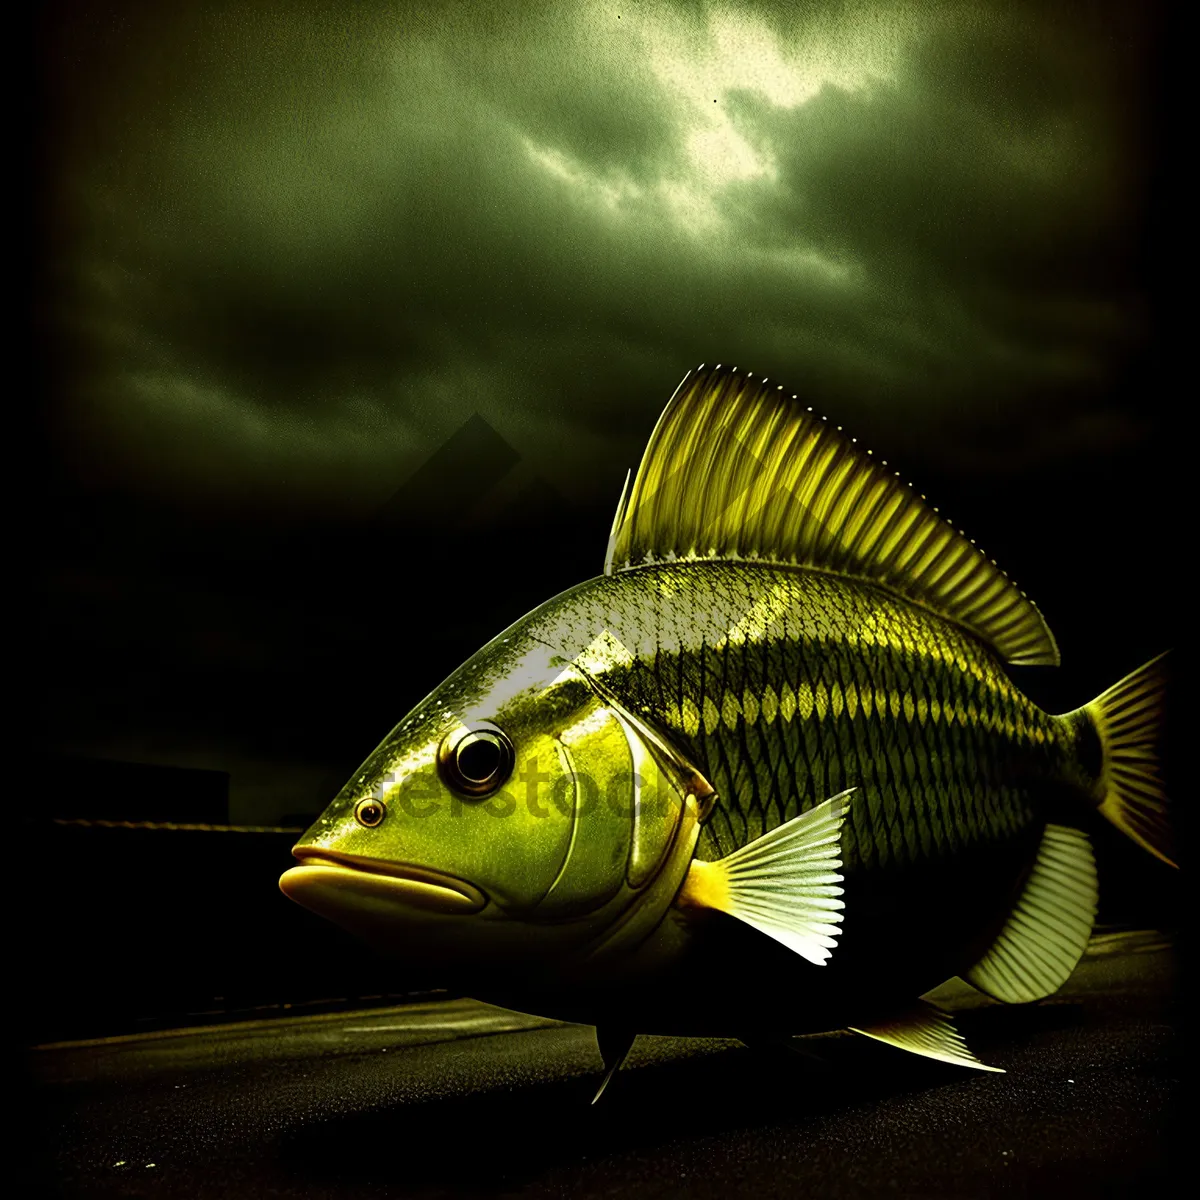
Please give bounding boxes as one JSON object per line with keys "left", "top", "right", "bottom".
{"left": 554, "top": 561, "right": 1068, "bottom": 874}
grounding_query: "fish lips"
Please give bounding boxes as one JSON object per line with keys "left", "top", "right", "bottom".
{"left": 279, "top": 848, "right": 487, "bottom": 926}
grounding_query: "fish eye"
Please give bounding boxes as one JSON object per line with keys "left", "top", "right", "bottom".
{"left": 438, "top": 722, "right": 515, "bottom": 798}
{"left": 354, "top": 797, "right": 387, "bottom": 828}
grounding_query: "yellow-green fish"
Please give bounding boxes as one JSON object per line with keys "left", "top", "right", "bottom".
{"left": 280, "top": 364, "right": 1173, "bottom": 1096}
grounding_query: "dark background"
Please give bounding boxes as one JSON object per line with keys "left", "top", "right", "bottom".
{"left": 28, "top": 0, "right": 1181, "bottom": 1042}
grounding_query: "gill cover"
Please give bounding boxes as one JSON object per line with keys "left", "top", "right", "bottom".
{"left": 534, "top": 682, "right": 715, "bottom": 924}
{"left": 285, "top": 625, "right": 712, "bottom": 971}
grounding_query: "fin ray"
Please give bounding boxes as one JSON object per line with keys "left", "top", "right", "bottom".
{"left": 1080, "top": 651, "right": 1174, "bottom": 866}
{"left": 678, "top": 788, "right": 853, "bottom": 965}
{"left": 965, "top": 824, "right": 1097, "bottom": 1005}
{"left": 608, "top": 365, "right": 1059, "bottom": 665}
{"left": 850, "top": 1001, "right": 1004, "bottom": 1072}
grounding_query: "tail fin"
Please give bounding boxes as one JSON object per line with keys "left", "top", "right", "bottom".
{"left": 1085, "top": 651, "right": 1174, "bottom": 867}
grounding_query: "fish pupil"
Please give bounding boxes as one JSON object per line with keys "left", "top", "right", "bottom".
{"left": 355, "top": 798, "right": 385, "bottom": 827}
{"left": 457, "top": 734, "right": 502, "bottom": 783}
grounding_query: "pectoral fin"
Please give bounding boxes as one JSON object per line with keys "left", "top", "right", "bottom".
{"left": 591, "top": 1027, "right": 637, "bottom": 1104}
{"left": 678, "top": 789, "right": 853, "bottom": 966}
{"left": 850, "top": 1001, "right": 1005, "bottom": 1073}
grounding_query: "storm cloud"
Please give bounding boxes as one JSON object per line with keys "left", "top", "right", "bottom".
{"left": 36, "top": 1, "right": 1173, "bottom": 823}
{"left": 42, "top": 0, "right": 1161, "bottom": 516}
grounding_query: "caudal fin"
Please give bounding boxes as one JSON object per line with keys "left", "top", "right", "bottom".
{"left": 1085, "top": 651, "right": 1174, "bottom": 867}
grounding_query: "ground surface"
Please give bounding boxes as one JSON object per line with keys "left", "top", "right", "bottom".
{"left": 26, "top": 932, "right": 1177, "bottom": 1198}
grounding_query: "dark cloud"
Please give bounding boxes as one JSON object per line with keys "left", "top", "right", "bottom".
{"left": 36, "top": 1, "right": 1175, "bottom": 822}
{"left": 40, "top": 0, "right": 1167, "bottom": 518}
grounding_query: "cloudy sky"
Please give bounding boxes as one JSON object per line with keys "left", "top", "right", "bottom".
{"left": 37, "top": 1, "right": 1175, "bottom": 823}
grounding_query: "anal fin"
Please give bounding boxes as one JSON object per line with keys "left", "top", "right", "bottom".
{"left": 965, "top": 824, "right": 1097, "bottom": 1005}
{"left": 849, "top": 1001, "right": 1004, "bottom": 1073}
{"left": 677, "top": 788, "right": 854, "bottom": 966}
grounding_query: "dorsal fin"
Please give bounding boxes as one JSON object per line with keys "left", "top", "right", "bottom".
{"left": 606, "top": 365, "right": 1059, "bottom": 667}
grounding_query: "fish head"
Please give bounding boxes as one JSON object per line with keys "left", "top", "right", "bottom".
{"left": 279, "top": 616, "right": 705, "bottom": 977}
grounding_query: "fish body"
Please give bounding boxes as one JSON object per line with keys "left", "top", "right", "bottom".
{"left": 454, "top": 560, "right": 1069, "bottom": 1031}
{"left": 281, "top": 365, "right": 1172, "bottom": 1077}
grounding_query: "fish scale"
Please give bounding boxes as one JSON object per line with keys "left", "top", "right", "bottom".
{"left": 561, "top": 561, "right": 1055, "bottom": 885}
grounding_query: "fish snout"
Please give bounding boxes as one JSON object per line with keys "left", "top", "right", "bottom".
{"left": 279, "top": 846, "right": 487, "bottom": 916}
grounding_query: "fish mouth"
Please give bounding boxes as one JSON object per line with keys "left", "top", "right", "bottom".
{"left": 279, "top": 847, "right": 486, "bottom": 915}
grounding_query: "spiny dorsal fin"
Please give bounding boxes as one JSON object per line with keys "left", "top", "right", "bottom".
{"left": 849, "top": 1000, "right": 1005, "bottom": 1072}
{"left": 965, "top": 824, "right": 1097, "bottom": 1004}
{"left": 678, "top": 789, "right": 852, "bottom": 965}
{"left": 607, "top": 364, "right": 1059, "bottom": 667}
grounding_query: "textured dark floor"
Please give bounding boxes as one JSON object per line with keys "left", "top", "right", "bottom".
{"left": 25, "top": 933, "right": 1178, "bottom": 1199}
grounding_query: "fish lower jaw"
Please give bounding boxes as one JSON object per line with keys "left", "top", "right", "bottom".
{"left": 279, "top": 858, "right": 486, "bottom": 916}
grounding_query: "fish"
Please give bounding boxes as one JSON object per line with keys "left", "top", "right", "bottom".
{"left": 280, "top": 363, "right": 1173, "bottom": 1095}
